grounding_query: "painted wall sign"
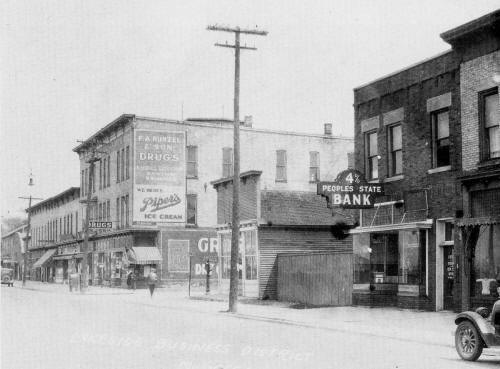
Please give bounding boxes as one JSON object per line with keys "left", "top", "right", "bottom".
{"left": 317, "top": 169, "right": 384, "bottom": 209}
{"left": 133, "top": 130, "right": 186, "bottom": 223}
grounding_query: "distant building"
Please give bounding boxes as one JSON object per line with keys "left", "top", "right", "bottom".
{"left": 73, "top": 114, "right": 353, "bottom": 287}
{"left": 29, "top": 187, "right": 81, "bottom": 283}
{"left": 441, "top": 10, "right": 500, "bottom": 310}
{"left": 1, "top": 224, "right": 27, "bottom": 280}
{"left": 212, "top": 170, "right": 352, "bottom": 299}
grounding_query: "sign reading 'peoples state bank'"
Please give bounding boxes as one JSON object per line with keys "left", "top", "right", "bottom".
{"left": 133, "top": 129, "right": 186, "bottom": 224}
{"left": 317, "top": 169, "right": 384, "bottom": 209}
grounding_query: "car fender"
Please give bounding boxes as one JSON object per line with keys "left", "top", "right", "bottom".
{"left": 455, "top": 311, "right": 497, "bottom": 347}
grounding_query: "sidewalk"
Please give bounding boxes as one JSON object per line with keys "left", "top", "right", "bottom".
{"left": 11, "top": 280, "right": 134, "bottom": 295}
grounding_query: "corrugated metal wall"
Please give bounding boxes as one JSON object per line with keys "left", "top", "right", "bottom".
{"left": 258, "top": 227, "right": 352, "bottom": 299}
{"left": 278, "top": 253, "right": 353, "bottom": 306}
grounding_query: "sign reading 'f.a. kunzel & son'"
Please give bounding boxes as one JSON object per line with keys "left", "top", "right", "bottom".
{"left": 133, "top": 129, "right": 186, "bottom": 224}
{"left": 317, "top": 169, "right": 384, "bottom": 209}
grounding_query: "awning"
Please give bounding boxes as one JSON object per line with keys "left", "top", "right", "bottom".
{"left": 127, "top": 247, "right": 162, "bottom": 265}
{"left": 456, "top": 217, "right": 500, "bottom": 227}
{"left": 53, "top": 253, "right": 83, "bottom": 261}
{"left": 33, "top": 249, "right": 57, "bottom": 268}
{"left": 349, "top": 220, "right": 433, "bottom": 234}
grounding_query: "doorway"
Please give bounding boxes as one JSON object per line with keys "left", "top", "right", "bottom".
{"left": 443, "top": 246, "right": 454, "bottom": 310}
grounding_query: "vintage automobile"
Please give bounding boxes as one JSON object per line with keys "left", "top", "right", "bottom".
{"left": 1, "top": 267, "right": 14, "bottom": 287}
{"left": 455, "top": 299, "right": 500, "bottom": 361}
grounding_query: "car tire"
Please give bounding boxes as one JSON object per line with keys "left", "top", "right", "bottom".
{"left": 2, "top": 275, "right": 11, "bottom": 284}
{"left": 455, "top": 321, "right": 483, "bottom": 361}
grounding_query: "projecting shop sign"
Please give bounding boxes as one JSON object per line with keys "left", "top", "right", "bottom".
{"left": 133, "top": 129, "right": 186, "bottom": 223}
{"left": 317, "top": 169, "right": 384, "bottom": 209}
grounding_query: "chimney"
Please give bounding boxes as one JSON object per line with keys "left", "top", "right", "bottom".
{"left": 244, "top": 115, "right": 253, "bottom": 128}
{"left": 324, "top": 123, "right": 332, "bottom": 135}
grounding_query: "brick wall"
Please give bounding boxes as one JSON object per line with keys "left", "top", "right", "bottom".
{"left": 460, "top": 50, "right": 500, "bottom": 171}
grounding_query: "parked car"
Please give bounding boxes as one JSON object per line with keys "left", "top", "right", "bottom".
{"left": 455, "top": 299, "right": 500, "bottom": 361}
{"left": 1, "top": 267, "right": 14, "bottom": 287}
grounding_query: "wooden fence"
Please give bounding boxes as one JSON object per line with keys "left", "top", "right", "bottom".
{"left": 277, "top": 253, "right": 353, "bottom": 306}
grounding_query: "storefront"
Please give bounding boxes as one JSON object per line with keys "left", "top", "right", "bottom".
{"left": 127, "top": 247, "right": 163, "bottom": 287}
{"left": 32, "top": 248, "right": 57, "bottom": 282}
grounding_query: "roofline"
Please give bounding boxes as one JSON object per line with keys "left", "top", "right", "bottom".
{"left": 353, "top": 49, "right": 453, "bottom": 91}
{"left": 28, "top": 187, "right": 80, "bottom": 212}
{"left": 211, "top": 170, "right": 263, "bottom": 187}
{"left": 1, "top": 224, "right": 28, "bottom": 239}
{"left": 73, "top": 114, "right": 135, "bottom": 153}
{"left": 440, "top": 9, "right": 500, "bottom": 43}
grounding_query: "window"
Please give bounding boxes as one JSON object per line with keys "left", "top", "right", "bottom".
{"left": 222, "top": 147, "right": 233, "bottom": 177}
{"left": 103, "top": 158, "right": 106, "bottom": 188}
{"left": 121, "top": 148, "right": 125, "bottom": 181}
{"left": 84, "top": 168, "right": 88, "bottom": 195}
{"left": 116, "top": 150, "right": 120, "bottom": 183}
{"left": 187, "top": 194, "right": 197, "bottom": 225}
{"left": 472, "top": 225, "right": 500, "bottom": 298}
{"left": 98, "top": 203, "right": 103, "bottom": 221}
{"left": 121, "top": 196, "right": 125, "bottom": 228}
{"left": 81, "top": 170, "right": 85, "bottom": 196}
{"left": 126, "top": 146, "right": 130, "bottom": 180}
{"left": 276, "top": 150, "right": 287, "bottom": 182}
{"left": 481, "top": 88, "right": 499, "bottom": 160}
{"left": 107, "top": 201, "right": 110, "bottom": 222}
{"left": 388, "top": 124, "right": 402, "bottom": 176}
{"left": 99, "top": 160, "right": 102, "bottom": 189}
{"left": 116, "top": 198, "right": 120, "bottom": 229}
{"left": 431, "top": 110, "right": 450, "bottom": 167}
{"left": 107, "top": 156, "right": 110, "bottom": 187}
{"left": 187, "top": 146, "right": 198, "bottom": 178}
{"left": 365, "top": 131, "right": 378, "bottom": 180}
{"left": 125, "top": 195, "right": 129, "bottom": 226}
{"left": 309, "top": 151, "right": 320, "bottom": 182}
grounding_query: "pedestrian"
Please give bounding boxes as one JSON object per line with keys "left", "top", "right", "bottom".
{"left": 147, "top": 268, "right": 158, "bottom": 297}
{"left": 126, "top": 270, "right": 132, "bottom": 289}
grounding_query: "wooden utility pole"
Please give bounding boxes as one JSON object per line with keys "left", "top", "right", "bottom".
{"left": 19, "top": 174, "right": 42, "bottom": 287}
{"left": 207, "top": 25, "right": 267, "bottom": 313}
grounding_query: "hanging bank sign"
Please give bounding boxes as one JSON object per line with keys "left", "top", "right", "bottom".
{"left": 133, "top": 129, "right": 186, "bottom": 224}
{"left": 317, "top": 169, "right": 384, "bottom": 209}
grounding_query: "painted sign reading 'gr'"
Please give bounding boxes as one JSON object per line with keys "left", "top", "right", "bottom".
{"left": 133, "top": 130, "right": 186, "bottom": 223}
{"left": 317, "top": 169, "right": 384, "bottom": 209}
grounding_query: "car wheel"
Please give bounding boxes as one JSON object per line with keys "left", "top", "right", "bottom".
{"left": 2, "top": 275, "right": 11, "bottom": 284}
{"left": 455, "top": 321, "right": 483, "bottom": 361}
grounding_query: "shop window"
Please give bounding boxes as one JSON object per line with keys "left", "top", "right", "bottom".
{"left": 353, "top": 230, "right": 426, "bottom": 286}
{"left": 431, "top": 109, "right": 450, "bottom": 168}
{"left": 480, "top": 88, "right": 499, "bottom": 160}
{"left": 276, "top": 150, "right": 287, "bottom": 182}
{"left": 187, "top": 146, "right": 198, "bottom": 178}
{"left": 388, "top": 124, "right": 402, "bottom": 176}
{"left": 472, "top": 225, "right": 500, "bottom": 298}
{"left": 187, "top": 194, "right": 197, "bottom": 225}
{"left": 244, "top": 230, "right": 258, "bottom": 280}
{"left": 365, "top": 131, "right": 378, "bottom": 180}
{"left": 222, "top": 147, "right": 233, "bottom": 177}
{"left": 219, "top": 230, "right": 257, "bottom": 281}
{"left": 309, "top": 151, "right": 320, "bottom": 182}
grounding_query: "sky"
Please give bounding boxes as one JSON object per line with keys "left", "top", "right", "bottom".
{"left": 1, "top": 0, "right": 499, "bottom": 220}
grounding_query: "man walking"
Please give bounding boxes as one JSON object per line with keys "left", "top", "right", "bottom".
{"left": 147, "top": 268, "right": 157, "bottom": 297}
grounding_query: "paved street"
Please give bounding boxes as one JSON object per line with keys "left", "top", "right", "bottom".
{"left": 2, "top": 282, "right": 500, "bottom": 369}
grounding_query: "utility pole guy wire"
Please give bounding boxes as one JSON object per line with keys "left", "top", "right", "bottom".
{"left": 207, "top": 25, "right": 267, "bottom": 313}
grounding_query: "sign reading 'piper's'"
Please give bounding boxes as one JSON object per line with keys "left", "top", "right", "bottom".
{"left": 317, "top": 169, "right": 384, "bottom": 209}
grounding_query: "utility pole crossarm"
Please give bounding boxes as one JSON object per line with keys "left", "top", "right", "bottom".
{"left": 207, "top": 25, "right": 268, "bottom": 36}
{"left": 214, "top": 43, "right": 257, "bottom": 50}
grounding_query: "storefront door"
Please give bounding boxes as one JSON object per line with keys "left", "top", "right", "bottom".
{"left": 443, "top": 246, "right": 454, "bottom": 310}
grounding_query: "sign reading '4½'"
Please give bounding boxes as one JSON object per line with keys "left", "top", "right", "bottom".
{"left": 317, "top": 169, "right": 384, "bottom": 209}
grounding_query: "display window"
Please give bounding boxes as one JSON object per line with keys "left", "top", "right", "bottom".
{"left": 472, "top": 225, "right": 500, "bottom": 298}
{"left": 219, "top": 229, "right": 258, "bottom": 281}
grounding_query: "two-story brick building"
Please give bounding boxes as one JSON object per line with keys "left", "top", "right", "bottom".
{"left": 441, "top": 10, "right": 500, "bottom": 311}
{"left": 29, "top": 187, "right": 82, "bottom": 283}
{"left": 73, "top": 114, "right": 353, "bottom": 287}
{"left": 1, "top": 224, "right": 28, "bottom": 280}
{"left": 352, "top": 37, "right": 462, "bottom": 311}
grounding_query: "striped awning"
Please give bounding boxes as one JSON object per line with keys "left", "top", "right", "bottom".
{"left": 127, "top": 247, "right": 162, "bottom": 265}
{"left": 33, "top": 249, "right": 57, "bottom": 268}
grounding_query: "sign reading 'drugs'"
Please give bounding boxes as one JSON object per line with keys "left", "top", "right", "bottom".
{"left": 317, "top": 169, "right": 384, "bottom": 209}
{"left": 133, "top": 129, "right": 186, "bottom": 224}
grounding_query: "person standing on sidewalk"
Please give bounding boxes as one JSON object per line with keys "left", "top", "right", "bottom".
{"left": 147, "top": 269, "right": 157, "bottom": 297}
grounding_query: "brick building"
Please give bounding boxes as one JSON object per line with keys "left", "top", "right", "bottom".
{"left": 441, "top": 10, "right": 500, "bottom": 310}
{"left": 1, "top": 224, "right": 28, "bottom": 280}
{"left": 73, "top": 114, "right": 353, "bottom": 287}
{"left": 29, "top": 187, "right": 82, "bottom": 283}
{"left": 352, "top": 36, "right": 462, "bottom": 310}
{"left": 212, "top": 171, "right": 352, "bottom": 299}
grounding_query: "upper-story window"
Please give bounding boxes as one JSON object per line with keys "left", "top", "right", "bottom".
{"left": 388, "top": 124, "right": 402, "bottom": 176}
{"left": 126, "top": 146, "right": 130, "bottom": 180}
{"left": 187, "top": 194, "right": 197, "bottom": 226}
{"left": 222, "top": 147, "right": 233, "bottom": 177}
{"left": 99, "top": 160, "right": 103, "bottom": 190}
{"left": 309, "top": 151, "right": 320, "bottom": 182}
{"left": 121, "top": 148, "right": 125, "bottom": 182}
{"left": 116, "top": 150, "right": 121, "bottom": 183}
{"left": 276, "top": 150, "right": 287, "bottom": 182}
{"left": 107, "top": 155, "right": 110, "bottom": 187}
{"left": 431, "top": 109, "right": 450, "bottom": 168}
{"left": 187, "top": 146, "right": 198, "bottom": 178}
{"left": 103, "top": 157, "right": 107, "bottom": 188}
{"left": 481, "top": 88, "right": 499, "bottom": 160}
{"left": 365, "top": 131, "right": 378, "bottom": 180}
